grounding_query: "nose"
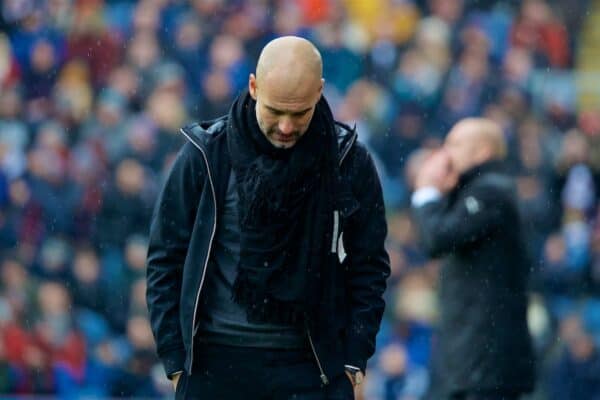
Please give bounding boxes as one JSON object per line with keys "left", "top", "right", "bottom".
{"left": 278, "top": 118, "right": 294, "bottom": 135}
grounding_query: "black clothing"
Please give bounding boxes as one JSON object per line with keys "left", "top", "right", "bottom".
{"left": 196, "top": 172, "right": 306, "bottom": 348}
{"left": 451, "top": 391, "right": 521, "bottom": 400}
{"left": 413, "top": 161, "right": 535, "bottom": 396}
{"left": 146, "top": 109, "right": 390, "bottom": 382}
{"left": 227, "top": 92, "right": 339, "bottom": 326}
{"left": 175, "top": 343, "right": 354, "bottom": 399}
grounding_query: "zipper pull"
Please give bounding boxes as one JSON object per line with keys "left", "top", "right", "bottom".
{"left": 305, "top": 317, "right": 329, "bottom": 386}
{"left": 320, "top": 373, "right": 329, "bottom": 385}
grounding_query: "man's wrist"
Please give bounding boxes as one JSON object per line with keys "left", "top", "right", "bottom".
{"left": 344, "top": 365, "right": 364, "bottom": 385}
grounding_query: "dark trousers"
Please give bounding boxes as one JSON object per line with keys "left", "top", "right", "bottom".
{"left": 175, "top": 343, "right": 354, "bottom": 399}
{"left": 450, "top": 391, "right": 521, "bottom": 400}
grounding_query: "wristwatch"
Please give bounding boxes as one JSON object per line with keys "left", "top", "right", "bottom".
{"left": 344, "top": 365, "right": 364, "bottom": 385}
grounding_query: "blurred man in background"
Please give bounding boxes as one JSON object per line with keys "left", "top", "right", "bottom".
{"left": 411, "top": 118, "right": 535, "bottom": 400}
{"left": 146, "top": 36, "right": 390, "bottom": 399}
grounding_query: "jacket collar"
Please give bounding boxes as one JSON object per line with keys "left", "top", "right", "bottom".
{"left": 180, "top": 117, "right": 358, "bottom": 166}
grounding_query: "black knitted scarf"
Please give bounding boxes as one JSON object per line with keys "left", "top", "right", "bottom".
{"left": 227, "top": 90, "right": 339, "bottom": 326}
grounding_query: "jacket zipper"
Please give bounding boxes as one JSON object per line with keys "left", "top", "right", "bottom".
{"left": 304, "top": 130, "right": 356, "bottom": 386}
{"left": 180, "top": 128, "right": 218, "bottom": 376}
{"left": 339, "top": 131, "right": 357, "bottom": 166}
{"left": 305, "top": 319, "right": 329, "bottom": 385}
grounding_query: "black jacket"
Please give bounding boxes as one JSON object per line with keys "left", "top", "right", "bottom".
{"left": 146, "top": 117, "right": 390, "bottom": 382}
{"left": 413, "top": 161, "right": 535, "bottom": 395}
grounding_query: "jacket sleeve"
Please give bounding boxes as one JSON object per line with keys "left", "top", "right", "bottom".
{"left": 412, "top": 181, "right": 507, "bottom": 258}
{"left": 146, "top": 141, "right": 204, "bottom": 378}
{"left": 343, "top": 145, "right": 391, "bottom": 372}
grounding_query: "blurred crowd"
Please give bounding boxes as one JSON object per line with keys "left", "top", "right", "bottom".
{"left": 0, "top": 0, "right": 599, "bottom": 398}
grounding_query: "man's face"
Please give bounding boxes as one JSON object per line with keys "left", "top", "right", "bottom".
{"left": 249, "top": 74, "right": 322, "bottom": 149}
{"left": 444, "top": 126, "right": 476, "bottom": 175}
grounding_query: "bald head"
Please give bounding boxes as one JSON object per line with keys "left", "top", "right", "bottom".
{"left": 444, "top": 118, "right": 506, "bottom": 174}
{"left": 255, "top": 36, "right": 323, "bottom": 87}
{"left": 452, "top": 118, "right": 506, "bottom": 157}
{"left": 249, "top": 36, "right": 325, "bottom": 148}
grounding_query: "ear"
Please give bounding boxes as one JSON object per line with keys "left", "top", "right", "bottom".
{"left": 249, "top": 74, "right": 258, "bottom": 100}
{"left": 318, "top": 78, "right": 324, "bottom": 96}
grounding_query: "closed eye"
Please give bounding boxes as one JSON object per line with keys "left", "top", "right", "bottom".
{"left": 266, "top": 106, "right": 284, "bottom": 116}
{"left": 292, "top": 110, "right": 310, "bottom": 117}
{"left": 265, "top": 105, "right": 312, "bottom": 117}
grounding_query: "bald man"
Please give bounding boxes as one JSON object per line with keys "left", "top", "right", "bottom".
{"left": 146, "top": 36, "right": 390, "bottom": 399}
{"left": 411, "top": 118, "right": 535, "bottom": 400}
